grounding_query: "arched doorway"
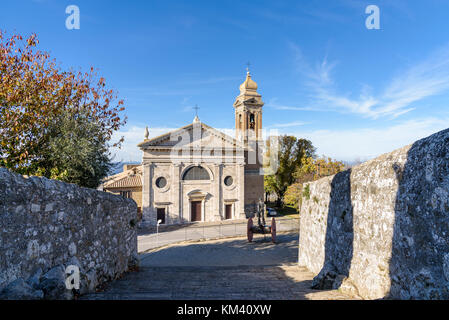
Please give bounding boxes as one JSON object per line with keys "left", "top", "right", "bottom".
{"left": 182, "top": 166, "right": 211, "bottom": 222}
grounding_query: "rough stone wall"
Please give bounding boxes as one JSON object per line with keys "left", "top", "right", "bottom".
{"left": 0, "top": 168, "right": 138, "bottom": 299}
{"left": 298, "top": 128, "right": 449, "bottom": 299}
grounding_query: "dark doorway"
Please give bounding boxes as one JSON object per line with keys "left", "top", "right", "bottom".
{"left": 225, "top": 204, "right": 232, "bottom": 220}
{"left": 191, "top": 201, "right": 202, "bottom": 222}
{"left": 157, "top": 208, "right": 166, "bottom": 224}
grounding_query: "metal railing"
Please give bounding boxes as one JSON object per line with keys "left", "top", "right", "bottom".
{"left": 138, "top": 218, "right": 299, "bottom": 252}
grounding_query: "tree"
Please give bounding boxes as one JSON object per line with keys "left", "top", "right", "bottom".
{"left": 284, "top": 182, "right": 302, "bottom": 209}
{"left": 264, "top": 174, "right": 276, "bottom": 202}
{"left": 287, "top": 156, "right": 345, "bottom": 210}
{"left": 0, "top": 31, "right": 126, "bottom": 187}
{"left": 264, "top": 135, "right": 315, "bottom": 206}
{"left": 294, "top": 156, "right": 345, "bottom": 183}
{"left": 35, "top": 108, "right": 114, "bottom": 188}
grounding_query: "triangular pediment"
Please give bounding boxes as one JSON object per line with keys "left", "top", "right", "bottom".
{"left": 138, "top": 122, "right": 244, "bottom": 150}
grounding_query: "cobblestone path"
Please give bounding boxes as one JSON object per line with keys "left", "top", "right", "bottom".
{"left": 83, "top": 233, "right": 357, "bottom": 300}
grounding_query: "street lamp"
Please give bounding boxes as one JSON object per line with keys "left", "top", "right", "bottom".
{"left": 157, "top": 219, "right": 162, "bottom": 246}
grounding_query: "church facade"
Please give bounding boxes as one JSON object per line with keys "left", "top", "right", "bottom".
{"left": 137, "top": 71, "right": 265, "bottom": 226}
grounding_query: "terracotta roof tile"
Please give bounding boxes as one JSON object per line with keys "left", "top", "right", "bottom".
{"left": 106, "top": 175, "right": 142, "bottom": 188}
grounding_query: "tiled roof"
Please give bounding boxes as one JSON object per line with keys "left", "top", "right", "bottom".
{"left": 105, "top": 175, "right": 142, "bottom": 188}
{"left": 103, "top": 165, "right": 143, "bottom": 189}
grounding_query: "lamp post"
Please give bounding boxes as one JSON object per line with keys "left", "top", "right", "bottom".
{"left": 156, "top": 219, "right": 162, "bottom": 246}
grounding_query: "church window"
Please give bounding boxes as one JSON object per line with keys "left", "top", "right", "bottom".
{"left": 224, "top": 176, "right": 233, "bottom": 186}
{"left": 155, "top": 177, "right": 167, "bottom": 188}
{"left": 183, "top": 166, "right": 210, "bottom": 180}
{"left": 120, "top": 191, "right": 132, "bottom": 198}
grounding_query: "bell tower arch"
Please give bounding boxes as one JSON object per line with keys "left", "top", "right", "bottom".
{"left": 234, "top": 69, "right": 264, "bottom": 143}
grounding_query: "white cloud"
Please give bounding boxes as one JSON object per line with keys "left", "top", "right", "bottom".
{"left": 109, "top": 126, "right": 177, "bottom": 163}
{"left": 110, "top": 118, "right": 448, "bottom": 163}
{"left": 269, "top": 121, "right": 309, "bottom": 128}
{"left": 289, "top": 42, "right": 449, "bottom": 119}
{"left": 110, "top": 125, "right": 238, "bottom": 163}
{"left": 283, "top": 118, "right": 449, "bottom": 161}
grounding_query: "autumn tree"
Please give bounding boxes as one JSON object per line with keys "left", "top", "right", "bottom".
{"left": 284, "top": 156, "right": 345, "bottom": 209}
{"left": 0, "top": 31, "right": 126, "bottom": 187}
{"left": 264, "top": 135, "right": 315, "bottom": 207}
{"left": 294, "top": 156, "right": 345, "bottom": 183}
{"left": 283, "top": 182, "right": 302, "bottom": 209}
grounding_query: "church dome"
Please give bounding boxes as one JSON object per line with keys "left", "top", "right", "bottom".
{"left": 239, "top": 71, "right": 258, "bottom": 92}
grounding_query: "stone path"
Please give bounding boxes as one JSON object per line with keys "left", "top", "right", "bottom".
{"left": 137, "top": 217, "right": 299, "bottom": 252}
{"left": 83, "top": 233, "right": 357, "bottom": 300}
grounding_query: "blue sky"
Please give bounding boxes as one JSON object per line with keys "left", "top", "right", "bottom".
{"left": 2, "top": 0, "right": 449, "bottom": 162}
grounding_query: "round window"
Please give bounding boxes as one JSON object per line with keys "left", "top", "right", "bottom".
{"left": 155, "top": 177, "right": 167, "bottom": 188}
{"left": 224, "top": 176, "right": 233, "bottom": 186}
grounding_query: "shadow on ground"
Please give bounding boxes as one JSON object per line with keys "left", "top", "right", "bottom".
{"left": 140, "top": 233, "right": 298, "bottom": 267}
{"left": 82, "top": 233, "right": 356, "bottom": 300}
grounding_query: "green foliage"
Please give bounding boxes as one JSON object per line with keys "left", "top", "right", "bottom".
{"left": 264, "top": 135, "right": 315, "bottom": 206}
{"left": 30, "top": 108, "right": 114, "bottom": 188}
{"left": 313, "top": 196, "right": 319, "bottom": 204}
{"left": 264, "top": 174, "right": 277, "bottom": 195}
{"left": 302, "top": 184, "right": 310, "bottom": 200}
{"left": 294, "top": 156, "right": 345, "bottom": 184}
{"left": 284, "top": 182, "right": 302, "bottom": 209}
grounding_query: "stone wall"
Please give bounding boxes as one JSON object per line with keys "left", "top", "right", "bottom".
{"left": 0, "top": 168, "right": 138, "bottom": 299}
{"left": 298, "top": 128, "right": 449, "bottom": 299}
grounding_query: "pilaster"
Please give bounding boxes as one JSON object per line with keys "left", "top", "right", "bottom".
{"left": 171, "top": 162, "right": 182, "bottom": 223}
{"left": 238, "top": 162, "right": 246, "bottom": 219}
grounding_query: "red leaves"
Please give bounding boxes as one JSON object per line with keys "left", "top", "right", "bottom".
{"left": 0, "top": 30, "right": 126, "bottom": 172}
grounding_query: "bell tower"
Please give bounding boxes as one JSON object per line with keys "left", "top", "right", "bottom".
{"left": 234, "top": 69, "right": 264, "bottom": 143}
{"left": 234, "top": 68, "right": 265, "bottom": 212}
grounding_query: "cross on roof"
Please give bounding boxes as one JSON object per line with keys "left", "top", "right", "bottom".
{"left": 246, "top": 61, "right": 251, "bottom": 73}
{"left": 193, "top": 104, "right": 200, "bottom": 117}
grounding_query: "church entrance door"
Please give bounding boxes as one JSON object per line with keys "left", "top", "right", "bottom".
{"left": 191, "top": 201, "right": 202, "bottom": 222}
{"left": 157, "top": 208, "right": 166, "bottom": 224}
{"left": 225, "top": 204, "right": 232, "bottom": 220}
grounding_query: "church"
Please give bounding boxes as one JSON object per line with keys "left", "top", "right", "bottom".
{"left": 103, "top": 70, "right": 265, "bottom": 226}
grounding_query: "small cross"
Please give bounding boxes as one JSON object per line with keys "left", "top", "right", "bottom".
{"left": 193, "top": 104, "right": 200, "bottom": 117}
{"left": 246, "top": 62, "right": 251, "bottom": 73}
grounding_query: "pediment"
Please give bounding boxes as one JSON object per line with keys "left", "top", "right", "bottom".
{"left": 245, "top": 98, "right": 258, "bottom": 104}
{"left": 138, "top": 122, "right": 244, "bottom": 150}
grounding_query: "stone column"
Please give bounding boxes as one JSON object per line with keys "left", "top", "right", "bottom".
{"left": 237, "top": 163, "right": 246, "bottom": 218}
{"left": 202, "top": 198, "right": 206, "bottom": 222}
{"left": 256, "top": 111, "right": 262, "bottom": 139}
{"left": 255, "top": 112, "right": 258, "bottom": 139}
{"left": 213, "top": 163, "right": 223, "bottom": 221}
{"left": 141, "top": 162, "right": 151, "bottom": 226}
{"left": 171, "top": 162, "right": 182, "bottom": 223}
{"left": 141, "top": 162, "right": 156, "bottom": 226}
{"left": 243, "top": 110, "right": 248, "bottom": 140}
{"left": 148, "top": 163, "right": 156, "bottom": 225}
